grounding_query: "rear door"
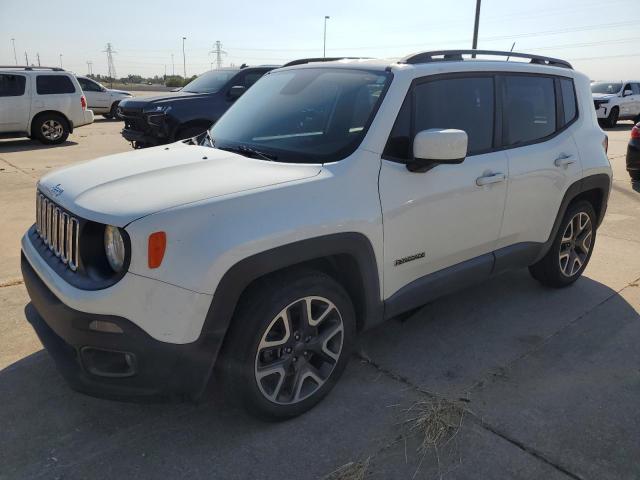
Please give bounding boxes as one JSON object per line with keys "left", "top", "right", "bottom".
{"left": 0, "top": 73, "right": 30, "bottom": 133}
{"left": 631, "top": 83, "right": 640, "bottom": 116}
{"left": 498, "top": 74, "right": 582, "bottom": 249}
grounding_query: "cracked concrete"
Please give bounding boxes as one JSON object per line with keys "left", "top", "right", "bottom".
{"left": 1, "top": 119, "right": 639, "bottom": 479}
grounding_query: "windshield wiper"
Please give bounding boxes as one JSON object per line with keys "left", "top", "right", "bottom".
{"left": 218, "top": 145, "right": 278, "bottom": 161}
{"left": 201, "top": 130, "right": 215, "bottom": 148}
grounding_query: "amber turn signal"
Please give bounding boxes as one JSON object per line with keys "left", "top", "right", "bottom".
{"left": 148, "top": 231, "right": 167, "bottom": 269}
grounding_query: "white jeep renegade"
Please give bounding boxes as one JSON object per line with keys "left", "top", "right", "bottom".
{"left": 22, "top": 50, "right": 612, "bottom": 419}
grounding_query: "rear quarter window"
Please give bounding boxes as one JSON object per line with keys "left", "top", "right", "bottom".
{"left": 560, "top": 78, "right": 578, "bottom": 126}
{"left": 36, "top": 75, "right": 76, "bottom": 95}
{"left": 0, "top": 74, "right": 26, "bottom": 96}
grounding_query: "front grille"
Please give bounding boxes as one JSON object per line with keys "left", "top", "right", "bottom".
{"left": 35, "top": 192, "right": 80, "bottom": 271}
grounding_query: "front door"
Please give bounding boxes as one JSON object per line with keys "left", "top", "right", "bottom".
{"left": 379, "top": 74, "right": 508, "bottom": 299}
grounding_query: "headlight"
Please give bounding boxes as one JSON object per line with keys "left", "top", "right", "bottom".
{"left": 143, "top": 105, "right": 171, "bottom": 113}
{"left": 104, "top": 225, "right": 126, "bottom": 272}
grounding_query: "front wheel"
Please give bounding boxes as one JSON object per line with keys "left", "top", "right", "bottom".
{"left": 529, "top": 200, "right": 597, "bottom": 288}
{"left": 606, "top": 107, "right": 619, "bottom": 128}
{"left": 220, "top": 269, "right": 355, "bottom": 419}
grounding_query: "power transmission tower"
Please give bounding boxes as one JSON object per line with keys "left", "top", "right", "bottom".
{"left": 210, "top": 41, "right": 227, "bottom": 69}
{"left": 103, "top": 43, "right": 117, "bottom": 86}
{"left": 36, "top": 53, "right": 41, "bottom": 66}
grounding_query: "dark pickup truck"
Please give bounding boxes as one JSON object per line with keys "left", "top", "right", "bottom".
{"left": 118, "top": 65, "right": 276, "bottom": 148}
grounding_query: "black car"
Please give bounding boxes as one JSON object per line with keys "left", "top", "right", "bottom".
{"left": 627, "top": 122, "right": 640, "bottom": 181}
{"left": 118, "top": 65, "right": 277, "bottom": 148}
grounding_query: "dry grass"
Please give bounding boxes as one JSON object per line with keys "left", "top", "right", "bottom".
{"left": 321, "top": 457, "right": 371, "bottom": 480}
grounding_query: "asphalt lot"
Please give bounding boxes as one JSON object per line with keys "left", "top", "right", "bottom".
{"left": 0, "top": 113, "right": 638, "bottom": 480}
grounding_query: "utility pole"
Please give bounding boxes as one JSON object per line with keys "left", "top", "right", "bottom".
{"left": 11, "top": 38, "right": 17, "bottom": 65}
{"left": 210, "top": 41, "right": 227, "bottom": 70}
{"left": 323, "top": 16, "right": 330, "bottom": 58}
{"left": 471, "top": 0, "right": 481, "bottom": 58}
{"left": 171, "top": 53, "right": 175, "bottom": 76}
{"left": 103, "top": 43, "right": 117, "bottom": 87}
{"left": 59, "top": 54, "right": 63, "bottom": 68}
{"left": 36, "top": 53, "right": 41, "bottom": 66}
{"left": 182, "top": 37, "right": 187, "bottom": 78}
{"left": 24, "top": 51, "right": 29, "bottom": 65}
{"left": 87, "top": 61, "right": 93, "bottom": 75}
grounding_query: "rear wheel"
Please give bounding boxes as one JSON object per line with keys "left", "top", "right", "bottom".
{"left": 220, "top": 269, "right": 355, "bottom": 419}
{"left": 32, "top": 113, "right": 69, "bottom": 144}
{"left": 605, "top": 106, "right": 619, "bottom": 128}
{"left": 529, "top": 200, "right": 596, "bottom": 288}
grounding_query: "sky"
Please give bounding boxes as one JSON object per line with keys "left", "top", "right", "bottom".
{"left": 1, "top": 0, "right": 639, "bottom": 80}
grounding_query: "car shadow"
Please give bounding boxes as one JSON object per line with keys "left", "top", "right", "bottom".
{"left": 601, "top": 121, "right": 634, "bottom": 132}
{"left": 0, "top": 139, "right": 78, "bottom": 153}
{"left": 1, "top": 271, "right": 638, "bottom": 479}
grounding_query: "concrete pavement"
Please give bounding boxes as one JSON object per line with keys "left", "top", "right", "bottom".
{"left": 0, "top": 119, "right": 638, "bottom": 479}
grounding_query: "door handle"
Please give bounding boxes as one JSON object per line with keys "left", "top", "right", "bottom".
{"left": 554, "top": 154, "right": 575, "bottom": 168}
{"left": 476, "top": 172, "right": 506, "bottom": 186}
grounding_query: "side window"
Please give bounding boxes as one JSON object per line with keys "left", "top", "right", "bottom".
{"left": 0, "top": 74, "right": 26, "bottom": 97}
{"left": 383, "top": 95, "right": 411, "bottom": 160}
{"left": 502, "top": 75, "right": 556, "bottom": 146}
{"left": 78, "top": 78, "right": 100, "bottom": 92}
{"left": 36, "top": 75, "right": 76, "bottom": 95}
{"left": 414, "top": 76, "right": 494, "bottom": 155}
{"left": 560, "top": 78, "right": 578, "bottom": 126}
{"left": 243, "top": 72, "right": 263, "bottom": 88}
{"left": 632, "top": 83, "right": 640, "bottom": 95}
{"left": 623, "top": 84, "right": 633, "bottom": 95}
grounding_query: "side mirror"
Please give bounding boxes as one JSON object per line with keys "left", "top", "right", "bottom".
{"left": 228, "top": 85, "right": 246, "bottom": 100}
{"left": 408, "top": 129, "right": 468, "bottom": 173}
{"left": 623, "top": 89, "right": 634, "bottom": 97}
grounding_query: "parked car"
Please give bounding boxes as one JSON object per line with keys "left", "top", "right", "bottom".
{"left": 118, "top": 65, "right": 277, "bottom": 148}
{"left": 627, "top": 122, "right": 640, "bottom": 180}
{"left": 592, "top": 80, "right": 640, "bottom": 127}
{"left": 0, "top": 66, "right": 93, "bottom": 144}
{"left": 76, "top": 76, "right": 131, "bottom": 119}
{"left": 22, "top": 51, "right": 611, "bottom": 419}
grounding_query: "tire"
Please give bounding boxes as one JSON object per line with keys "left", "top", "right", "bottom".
{"left": 109, "top": 102, "right": 122, "bottom": 120}
{"left": 606, "top": 107, "right": 619, "bottom": 128}
{"left": 529, "top": 200, "right": 597, "bottom": 288}
{"left": 32, "top": 113, "right": 69, "bottom": 145}
{"left": 629, "top": 171, "right": 640, "bottom": 181}
{"left": 102, "top": 113, "right": 113, "bottom": 119}
{"left": 176, "top": 125, "right": 208, "bottom": 141}
{"left": 219, "top": 269, "right": 356, "bottom": 420}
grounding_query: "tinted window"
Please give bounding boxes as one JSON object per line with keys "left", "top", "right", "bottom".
{"left": 78, "top": 77, "right": 101, "bottom": 92}
{"left": 631, "top": 83, "right": 640, "bottom": 95}
{"left": 383, "top": 96, "right": 411, "bottom": 159}
{"left": 36, "top": 75, "right": 75, "bottom": 94}
{"left": 591, "top": 82, "right": 622, "bottom": 94}
{"left": 503, "top": 76, "right": 556, "bottom": 146}
{"left": 0, "top": 74, "right": 26, "bottom": 96}
{"left": 182, "top": 70, "right": 237, "bottom": 93}
{"left": 623, "top": 84, "right": 633, "bottom": 94}
{"left": 243, "top": 72, "right": 264, "bottom": 87}
{"left": 414, "top": 77, "right": 494, "bottom": 155}
{"left": 560, "top": 78, "right": 577, "bottom": 125}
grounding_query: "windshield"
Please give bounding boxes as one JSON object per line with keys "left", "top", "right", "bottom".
{"left": 182, "top": 70, "right": 238, "bottom": 93}
{"left": 591, "top": 82, "right": 622, "bottom": 94}
{"left": 209, "top": 68, "right": 391, "bottom": 163}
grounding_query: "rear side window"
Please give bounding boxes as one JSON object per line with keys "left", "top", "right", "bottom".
{"left": 0, "top": 74, "right": 26, "bottom": 96}
{"left": 36, "top": 75, "right": 76, "bottom": 95}
{"left": 560, "top": 78, "right": 577, "bottom": 125}
{"left": 502, "top": 76, "right": 556, "bottom": 146}
{"left": 632, "top": 83, "right": 640, "bottom": 95}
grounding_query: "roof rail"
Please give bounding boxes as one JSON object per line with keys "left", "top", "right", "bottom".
{"left": 399, "top": 50, "right": 573, "bottom": 69}
{"left": 281, "top": 57, "right": 371, "bottom": 68}
{"left": 0, "top": 65, "right": 65, "bottom": 71}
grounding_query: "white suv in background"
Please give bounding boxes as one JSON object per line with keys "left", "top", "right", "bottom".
{"left": 21, "top": 51, "right": 611, "bottom": 419}
{"left": 0, "top": 66, "right": 94, "bottom": 144}
{"left": 592, "top": 80, "right": 640, "bottom": 127}
{"left": 76, "top": 76, "right": 131, "bottom": 119}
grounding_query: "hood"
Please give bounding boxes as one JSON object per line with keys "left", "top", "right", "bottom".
{"left": 108, "top": 89, "right": 131, "bottom": 96}
{"left": 118, "top": 91, "right": 207, "bottom": 110}
{"left": 592, "top": 93, "right": 617, "bottom": 100}
{"left": 38, "top": 143, "right": 321, "bottom": 227}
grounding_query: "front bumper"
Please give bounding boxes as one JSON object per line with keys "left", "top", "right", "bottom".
{"left": 121, "top": 127, "right": 161, "bottom": 146}
{"left": 595, "top": 105, "right": 609, "bottom": 119}
{"left": 22, "top": 253, "right": 215, "bottom": 401}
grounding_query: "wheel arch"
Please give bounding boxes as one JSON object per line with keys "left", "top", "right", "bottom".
{"left": 30, "top": 110, "right": 73, "bottom": 135}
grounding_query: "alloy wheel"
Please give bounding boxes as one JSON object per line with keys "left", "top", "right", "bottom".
{"left": 254, "top": 296, "right": 344, "bottom": 405}
{"left": 41, "top": 120, "right": 64, "bottom": 141}
{"left": 559, "top": 211, "right": 592, "bottom": 277}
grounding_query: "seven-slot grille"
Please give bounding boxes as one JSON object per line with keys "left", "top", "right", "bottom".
{"left": 35, "top": 191, "right": 80, "bottom": 271}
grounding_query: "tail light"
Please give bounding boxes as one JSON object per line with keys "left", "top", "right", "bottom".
{"left": 602, "top": 135, "right": 608, "bottom": 153}
{"left": 80, "top": 95, "right": 87, "bottom": 111}
{"left": 632, "top": 125, "right": 640, "bottom": 140}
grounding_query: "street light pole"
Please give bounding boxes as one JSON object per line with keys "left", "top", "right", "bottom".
{"left": 182, "top": 37, "right": 187, "bottom": 79}
{"left": 59, "top": 54, "right": 63, "bottom": 68}
{"left": 11, "top": 38, "right": 17, "bottom": 65}
{"left": 323, "top": 16, "right": 330, "bottom": 58}
{"left": 471, "top": 0, "right": 481, "bottom": 58}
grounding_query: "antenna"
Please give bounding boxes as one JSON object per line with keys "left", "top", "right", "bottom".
{"left": 103, "top": 43, "right": 117, "bottom": 86}
{"left": 210, "top": 41, "right": 227, "bottom": 69}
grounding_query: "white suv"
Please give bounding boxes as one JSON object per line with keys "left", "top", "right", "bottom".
{"left": 0, "top": 66, "right": 94, "bottom": 144}
{"left": 21, "top": 51, "right": 611, "bottom": 418}
{"left": 592, "top": 80, "right": 640, "bottom": 127}
{"left": 76, "top": 76, "right": 131, "bottom": 119}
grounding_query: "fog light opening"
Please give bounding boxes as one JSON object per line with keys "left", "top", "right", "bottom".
{"left": 80, "top": 347, "right": 136, "bottom": 378}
